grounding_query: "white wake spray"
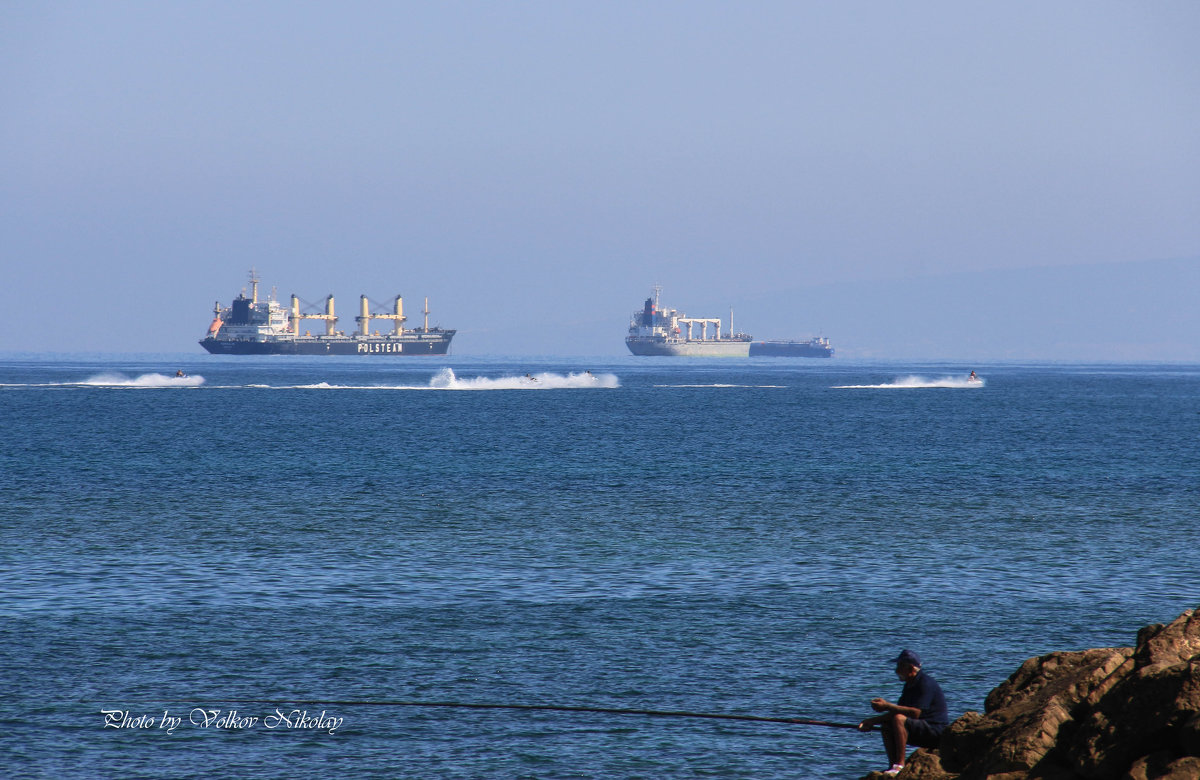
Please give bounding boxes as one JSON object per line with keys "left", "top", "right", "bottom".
{"left": 231, "top": 371, "right": 616, "bottom": 390}
{"left": 81, "top": 372, "right": 205, "bottom": 387}
{"left": 428, "top": 368, "right": 619, "bottom": 390}
{"left": 834, "top": 375, "right": 984, "bottom": 389}
{"left": 277, "top": 369, "right": 618, "bottom": 390}
{"left": 39, "top": 370, "right": 619, "bottom": 391}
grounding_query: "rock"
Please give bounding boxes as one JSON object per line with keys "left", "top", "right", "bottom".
{"left": 1177, "top": 713, "right": 1200, "bottom": 756}
{"left": 860, "top": 750, "right": 957, "bottom": 780}
{"left": 1122, "top": 753, "right": 1200, "bottom": 780}
{"left": 860, "top": 608, "right": 1200, "bottom": 780}
{"left": 903, "top": 750, "right": 957, "bottom": 779}
{"left": 939, "top": 648, "right": 1132, "bottom": 778}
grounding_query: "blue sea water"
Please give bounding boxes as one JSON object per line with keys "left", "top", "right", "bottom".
{"left": 2, "top": 355, "right": 1198, "bottom": 779}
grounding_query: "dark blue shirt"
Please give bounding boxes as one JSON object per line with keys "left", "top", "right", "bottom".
{"left": 898, "top": 670, "right": 949, "bottom": 725}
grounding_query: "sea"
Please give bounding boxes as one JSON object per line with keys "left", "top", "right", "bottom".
{"left": 2, "top": 355, "right": 1198, "bottom": 779}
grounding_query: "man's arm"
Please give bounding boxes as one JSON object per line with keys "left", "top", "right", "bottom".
{"left": 870, "top": 697, "right": 923, "bottom": 718}
{"left": 857, "top": 712, "right": 887, "bottom": 731}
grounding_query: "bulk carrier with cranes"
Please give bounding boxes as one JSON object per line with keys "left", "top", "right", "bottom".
{"left": 199, "top": 270, "right": 455, "bottom": 355}
{"left": 625, "top": 285, "right": 834, "bottom": 358}
{"left": 625, "top": 286, "right": 752, "bottom": 357}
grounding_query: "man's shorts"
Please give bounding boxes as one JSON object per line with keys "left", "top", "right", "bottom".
{"left": 905, "top": 718, "right": 945, "bottom": 748}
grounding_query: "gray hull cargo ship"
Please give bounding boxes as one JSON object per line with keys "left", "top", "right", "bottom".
{"left": 625, "top": 286, "right": 752, "bottom": 357}
{"left": 749, "top": 338, "right": 834, "bottom": 357}
{"left": 199, "top": 271, "right": 455, "bottom": 355}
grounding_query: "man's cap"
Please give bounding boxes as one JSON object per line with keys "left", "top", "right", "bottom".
{"left": 891, "top": 649, "right": 922, "bottom": 667}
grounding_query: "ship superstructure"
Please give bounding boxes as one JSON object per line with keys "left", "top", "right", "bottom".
{"left": 199, "top": 270, "right": 455, "bottom": 355}
{"left": 625, "top": 286, "right": 751, "bottom": 357}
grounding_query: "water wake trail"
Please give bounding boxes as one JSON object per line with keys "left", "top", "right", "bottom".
{"left": 834, "top": 375, "right": 984, "bottom": 389}
{"left": 285, "top": 369, "right": 619, "bottom": 390}
{"left": 80, "top": 372, "right": 206, "bottom": 387}
{"left": 654, "top": 383, "right": 786, "bottom": 389}
{"left": 3, "top": 370, "right": 616, "bottom": 391}
{"left": 428, "top": 368, "right": 618, "bottom": 390}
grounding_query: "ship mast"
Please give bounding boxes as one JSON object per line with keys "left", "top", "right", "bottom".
{"left": 248, "top": 268, "right": 260, "bottom": 304}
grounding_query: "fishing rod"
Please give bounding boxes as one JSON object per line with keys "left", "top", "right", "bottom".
{"left": 210, "top": 698, "right": 869, "bottom": 730}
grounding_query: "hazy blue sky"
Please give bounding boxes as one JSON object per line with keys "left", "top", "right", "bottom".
{"left": 2, "top": 1, "right": 1197, "bottom": 358}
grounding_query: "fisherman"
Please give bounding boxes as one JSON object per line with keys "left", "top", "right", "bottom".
{"left": 858, "top": 649, "right": 949, "bottom": 776}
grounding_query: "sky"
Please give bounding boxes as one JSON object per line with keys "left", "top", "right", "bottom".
{"left": 1, "top": 1, "right": 1197, "bottom": 359}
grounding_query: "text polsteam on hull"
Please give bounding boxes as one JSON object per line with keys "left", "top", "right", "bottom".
{"left": 199, "top": 270, "right": 455, "bottom": 356}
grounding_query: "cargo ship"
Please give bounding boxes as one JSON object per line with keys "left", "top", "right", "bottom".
{"left": 749, "top": 338, "right": 834, "bottom": 358}
{"left": 625, "top": 286, "right": 751, "bottom": 357}
{"left": 199, "top": 270, "right": 455, "bottom": 355}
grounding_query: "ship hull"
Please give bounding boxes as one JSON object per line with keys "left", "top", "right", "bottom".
{"left": 200, "top": 333, "right": 454, "bottom": 355}
{"left": 749, "top": 340, "right": 833, "bottom": 358}
{"left": 626, "top": 338, "right": 750, "bottom": 357}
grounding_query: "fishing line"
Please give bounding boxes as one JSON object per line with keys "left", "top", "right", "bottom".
{"left": 205, "top": 699, "right": 868, "bottom": 730}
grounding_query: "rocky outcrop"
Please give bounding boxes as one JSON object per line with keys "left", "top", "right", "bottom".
{"left": 862, "top": 608, "right": 1200, "bottom": 780}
